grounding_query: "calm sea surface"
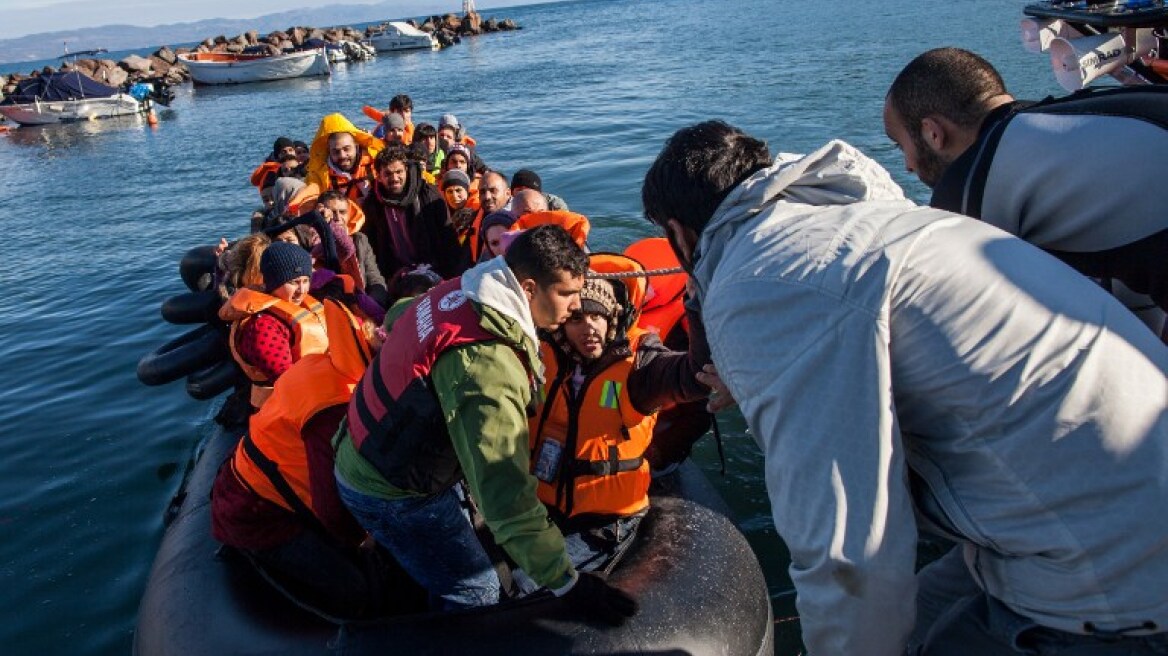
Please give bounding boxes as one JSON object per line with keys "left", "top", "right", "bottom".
{"left": 0, "top": 0, "right": 1066, "bottom": 653}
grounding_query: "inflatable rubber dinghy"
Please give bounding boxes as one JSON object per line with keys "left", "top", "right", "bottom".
{"left": 133, "top": 424, "right": 774, "bottom": 655}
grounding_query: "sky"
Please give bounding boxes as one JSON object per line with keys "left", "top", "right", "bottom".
{"left": 0, "top": 0, "right": 542, "bottom": 40}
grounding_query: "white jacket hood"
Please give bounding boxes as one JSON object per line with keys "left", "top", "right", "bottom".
{"left": 693, "top": 140, "right": 909, "bottom": 299}
{"left": 460, "top": 255, "right": 538, "bottom": 345}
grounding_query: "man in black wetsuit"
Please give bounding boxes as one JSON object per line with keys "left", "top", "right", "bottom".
{"left": 883, "top": 47, "right": 1168, "bottom": 338}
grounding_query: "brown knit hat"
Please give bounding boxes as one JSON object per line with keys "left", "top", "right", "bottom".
{"left": 579, "top": 277, "right": 619, "bottom": 318}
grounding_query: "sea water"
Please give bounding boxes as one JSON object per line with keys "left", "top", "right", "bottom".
{"left": 0, "top": 0, "right": 1065, "bottom": 652}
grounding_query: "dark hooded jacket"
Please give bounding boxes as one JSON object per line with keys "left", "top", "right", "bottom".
{"left": 360, "top": 161, "right": 466, "bottom": 287}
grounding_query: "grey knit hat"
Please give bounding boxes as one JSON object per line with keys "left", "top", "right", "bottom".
{"left": 261, "top": 241, "right": 312, "bottom": 292}
{"left": 441, "top": 169, "right": 471, "bottom": 191}
{"left": 383, "top": 112, "right": 406, "bottom": 130}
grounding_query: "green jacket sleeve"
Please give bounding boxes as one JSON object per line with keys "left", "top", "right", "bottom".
{"left": 431, "top": 341, "right": 575, "bottom": 590}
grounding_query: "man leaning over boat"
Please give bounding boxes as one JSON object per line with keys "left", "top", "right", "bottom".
{"left": 641, "top": 119, "right": 1168, "bottom": 655}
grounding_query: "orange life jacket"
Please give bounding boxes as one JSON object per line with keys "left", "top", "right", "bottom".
{"left": 530, "top": 329, "right": 655, "bottom": 519}
{"left": 284, "top": 185, "right": 367, "bottom": 235}
{"left": 464, "top": 176, "right": 482, "bottom": 211}
{"left": 249, "top": 161, "right": 281, "bottom": 196}
{"left": 229, "top": 300, "right": 372, "bottom": 521}
{"left": 515, "top": 210, "right": 590, "bottom": 250}
{"left": 624, "top": 237, "right": 687, "bottom": 339}
{"left": 529, "top": 253, "right": 655, "bottom": 519}
{"left": 343, "top": 199, "right": 367, "bottom": 235}
{"left": 461, "top": 207, "right": 487, "bottom": 261}
{"left": 220, "top": 288, "right": 330, "bottom": 408}
{"left": 360, "top": 105, "right": 415, "bottom": 145}
{"left": 324, "top": 152, "right": 377, "bottom": 205}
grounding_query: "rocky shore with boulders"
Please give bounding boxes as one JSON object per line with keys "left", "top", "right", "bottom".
{"left": 0, "top": 12, "right": 518, "bottom": 97}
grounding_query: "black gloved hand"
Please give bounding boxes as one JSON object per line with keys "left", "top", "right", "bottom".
{"left": 562, "top": 571, "right": 638, "bottom": 626}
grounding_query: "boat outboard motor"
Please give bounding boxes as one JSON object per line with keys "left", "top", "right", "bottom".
{"left": 128, "top": 79, "right": 174, "bottom": 106}
{"left": 1020, "top": 17, "right": 1081, "bottom": 53}
{"left": 1049, "top": 27, "right": 1157, "bottom": 90}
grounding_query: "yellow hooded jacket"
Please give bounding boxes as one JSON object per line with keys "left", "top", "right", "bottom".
{"left": 304, "top": 113, "right": 385, "bottom": 201}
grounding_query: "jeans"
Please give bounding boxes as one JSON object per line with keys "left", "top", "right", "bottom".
{"left": 336, "top": 475, "right": 500, "bottom": 611}
{"left": 910, "top": 547, "right": 1168, "bottom": 655}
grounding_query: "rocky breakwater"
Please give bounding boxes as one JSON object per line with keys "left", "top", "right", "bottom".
{"left": 186, "top": 24, "right": 367, "bottom": 58}
{"left": 379, "top": 11, "right": 521, "bottom": 48}
{"left": 0, "top": 11, "right": 520, "bottom": 99}
{"left": 0, "top": 46, "right": 190, "bottom": 98}
{"left": 180, "top": 9, "right": 521, "bottom": 62}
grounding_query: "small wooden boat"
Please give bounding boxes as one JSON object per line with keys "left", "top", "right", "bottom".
{"left": 178, "top": 48, "right": 330, "bottom": 85}
{"left": 366, "top": 22, "right": 439, "bottom": 52}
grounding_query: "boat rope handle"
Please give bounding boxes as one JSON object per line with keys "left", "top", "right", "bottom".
{"left": 587, "top": 266, "right": 685, "bottom": 280}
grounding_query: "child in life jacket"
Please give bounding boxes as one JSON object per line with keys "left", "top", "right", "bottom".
{"left": 211, "top": 305, "right": 424, "bottom": 619}
{"left": 219, "top": 241, "right": 328, "bottom": 409}
{"left": 529, "top": 256, "right": 712, "bottom": 571}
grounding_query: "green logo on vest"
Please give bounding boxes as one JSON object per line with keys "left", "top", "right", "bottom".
{"left": 599, "top": 380, "right": 622, "bottom": 409}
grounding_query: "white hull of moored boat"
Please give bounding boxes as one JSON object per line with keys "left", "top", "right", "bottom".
{"left": 0, "top": 94, "right": 146, "bottom": 126}
{"left": 178, "top": 48, "right": 330, "bottom": 85}
{"left": 366, "top": 22, "right": 439, "bottom": 51}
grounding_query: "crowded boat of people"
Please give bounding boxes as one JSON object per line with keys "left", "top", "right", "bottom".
{"left": 135, "top": 23, "right": 1168, "bottom": 649}
{"left": 134, "top": 89, "right": 767, "bottom": 642}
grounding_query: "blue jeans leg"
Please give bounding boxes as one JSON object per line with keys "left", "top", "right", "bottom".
{"left": 915, "top": 589, "right": 1168, "bottom": 655}
{"left": 336, "top": 476, "right": 499, "bottom": 611}
{"left": 908, "top": 546, "right": 984, "bottom": 651}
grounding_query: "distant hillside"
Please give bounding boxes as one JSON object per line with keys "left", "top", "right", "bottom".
{"left": 0, "top": 1, "right": 457, "bottom": 63}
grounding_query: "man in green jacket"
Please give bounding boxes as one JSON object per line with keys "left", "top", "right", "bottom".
{"left": 334, "top": 225, "right": 637, "bottom": 624}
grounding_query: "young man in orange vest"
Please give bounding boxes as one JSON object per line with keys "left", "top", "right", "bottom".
{"left": 530, "top": 256, "right": 711, "bottom": 571}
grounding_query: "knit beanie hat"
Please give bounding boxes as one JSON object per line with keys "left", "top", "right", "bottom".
{"left": 510, "top": 168, "right": 542, "bottom": 192}
{"left": 480, "top": 209, "right": 518, "bottom": 236}
{"left": 579, "top": 277, "right": 619, "bottom": 318}
{"left": 445, "top": 143, "right": 472, "bottom": 165}
{"left": 441, "top": 169, "right": 471, "bottom": 191}
{"left": 439, "top": 113, "right": 461, "bottom": 131}
{"left": 261, "top": 241, "right": 313, "bottom": 292}
{"left": 272, "top": 136, "right": 294, "bottom": 156}
{"left": 383, "top": 112, "right": 407, "bottom": 130}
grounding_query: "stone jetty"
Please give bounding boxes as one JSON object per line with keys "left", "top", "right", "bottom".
{"left": 0, "top": 12, "right": 519, "bottom": 97}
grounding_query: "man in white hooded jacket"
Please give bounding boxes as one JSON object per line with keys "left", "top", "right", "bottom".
{"left": 641, "top": 121, "right": 1168, "bottom": 655}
